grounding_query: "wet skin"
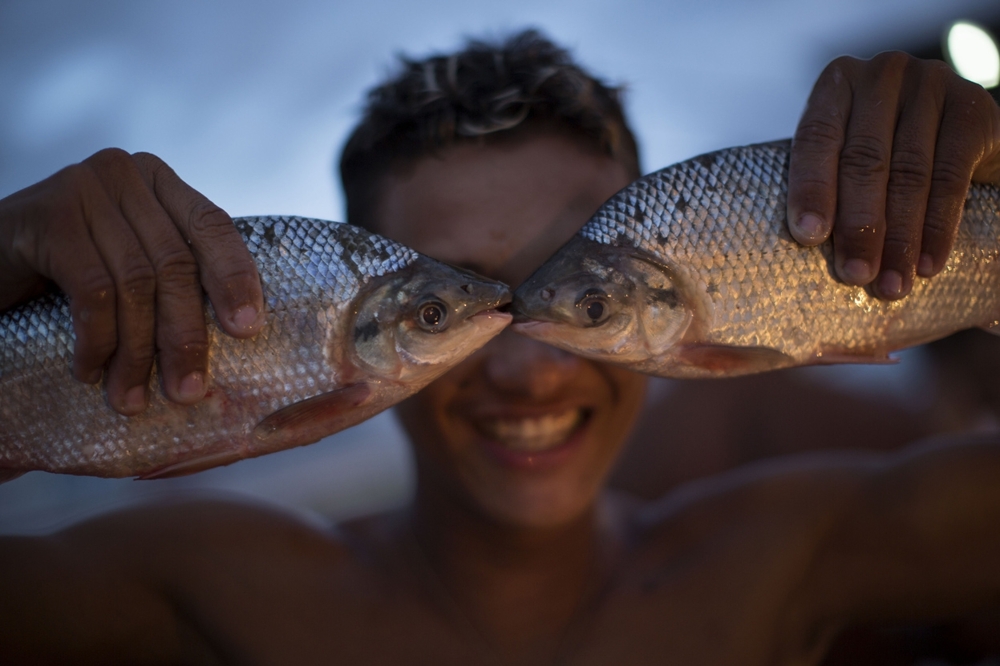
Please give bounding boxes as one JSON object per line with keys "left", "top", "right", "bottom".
{"left": 3, "top": 54, "right": 1000, "bottom": 664}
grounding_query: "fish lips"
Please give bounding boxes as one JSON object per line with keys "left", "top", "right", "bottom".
{"left": 512, "top": 237, "right": 619, "bottom": 325}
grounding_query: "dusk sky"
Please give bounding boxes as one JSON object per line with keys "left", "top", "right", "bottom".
{"left": 1, "top": 0, "right": 997, "bottom": 532}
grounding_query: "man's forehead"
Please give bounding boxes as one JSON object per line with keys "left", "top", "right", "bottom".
{"left": 374, "top": 134, "right": 632, "bottom": 284}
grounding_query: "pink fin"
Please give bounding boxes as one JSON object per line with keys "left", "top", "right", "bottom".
{"left": 138, "top": 450, "right": 245, "bottom": 480}
{"left": 252, "top": 384, "right": 372, "bottom": 452}
{"left": 0, "top": 469, "right": 25, "bottom": 484}
{"left": 810, "top": 351, "right": 898, "bottom": 365}
{"left": 678, "top": 344, "right": 794, "bottom": 375}
{"left": 980, "top": 321, "right": 1000, "bottom": 337}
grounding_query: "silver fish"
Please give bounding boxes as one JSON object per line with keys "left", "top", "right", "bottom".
{"left": 0, "top": 216, "right": 511, "bottom": 478}
{"left": 513, "top": 140, "right": 1000, "bottom": 378}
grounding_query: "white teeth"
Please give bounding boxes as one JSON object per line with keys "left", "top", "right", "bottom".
{"left": 479, "top": 409, "right": 583, "bottom": 452}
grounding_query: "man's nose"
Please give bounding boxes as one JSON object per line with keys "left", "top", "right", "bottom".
{"left": 483, "top": 330, "right": 582, "bottom": 398}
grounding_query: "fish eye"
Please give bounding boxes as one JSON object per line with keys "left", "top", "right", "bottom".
{"left": 576, "top": 289, "right": 611, "bottom": 326}
{"left": 416, "top": 300, "right": 448, "bottom": 332}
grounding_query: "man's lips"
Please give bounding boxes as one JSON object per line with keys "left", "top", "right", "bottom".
{"left": 474, "top": 408, "right": 585, "bottom": 452}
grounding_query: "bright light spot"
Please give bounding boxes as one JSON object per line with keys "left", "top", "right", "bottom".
{"left": 946, "top": 21, "right": 1000, "bottom": 88}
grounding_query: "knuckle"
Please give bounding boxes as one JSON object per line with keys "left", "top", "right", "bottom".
{"left": 130, "top": 151, "right": 169, "bottom": 179}
{"left": 794, "top": 116, "right": 844, "bottom": 149}
{"left": 888, "top": 148, "right": 933, "bottom": 191}
{"left": 839, "top": 139, "right": 890, "bottom": 178}
{"left": 152, "top": 244, "right": 199, "bottom": 288}
{"left": 186, "top": 200, "right": 232, "bottom": 239}
{"left": 74, "top": 265, "right": 117, "bottom": 308}
{"left": 827, "top": 55, "right": 860, "bottom": 74}
{"left": 115, "top": 341, "right": 156, "bottom": 370}
{"left": 921, "top": 207, "right": 959, "bottom": 237}
{"left": 931, "top": 157, "right": 974, "bottom": 192}
{"left": 117, "top": 259, "right": 157, "bottom": 302}
{"left": 871, "top": 50, "right": 912, "bottom": 71}
{"left": 923, "top": 58, "right": 953, "bottom": 81}
{"left": 86, "top": 147, "right": 134, "bottom": 172}
{"left": 57, "top": 162, "right": 99, "bottom": 194}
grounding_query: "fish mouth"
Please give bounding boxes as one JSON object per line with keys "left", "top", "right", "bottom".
{"left": 473, "top": 407, "right": 589, "bottom": 453}
{"left": 469, "top": 309, "right": 514, "bottom": 326}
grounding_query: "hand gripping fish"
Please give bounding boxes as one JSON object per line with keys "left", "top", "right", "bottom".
{"left": 0, "top": 216, "right": 511, "bottom": 479}
{"left": 513, "top": 140, "right": 1000, "bottom": 378}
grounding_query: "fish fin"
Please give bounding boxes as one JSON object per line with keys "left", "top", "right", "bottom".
{"left": 810, "top": 350, "right": 898, "bottom": 365}
{"left": 979, "top": 321, "right": 1000, "bottom": 336}
{"left": 0, "top": 469, "right": 25, "bottom": 484}
{"left": 677, "top": 344, "right": 794, "bottom": 375}
{"left": 251, "top": 384, "right": 373, "bottom": 452}
{"left": 138, "top": 450, "right": 245, "bottom": 480}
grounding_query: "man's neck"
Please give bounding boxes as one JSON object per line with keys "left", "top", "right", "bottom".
{"left": 404, "top": 484, "right": 625, "bottom": 663}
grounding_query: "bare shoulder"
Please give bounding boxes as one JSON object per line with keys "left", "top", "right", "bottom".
{"left": 603, "top": 434, "right": 1000, "bottom": 662}
{"left": 57, "top": 494, "right": 357, "bottom": 565}
{"left": 631, "top": 448, "right": 886, "bottom": 547}
{"left": 629, "top": 432, "right": 1000, "bottom": 563}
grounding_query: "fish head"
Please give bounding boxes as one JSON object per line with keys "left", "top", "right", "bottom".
{"left": 512, "top": 237, "right": 692, "bottom": 364}
{"left": 349, "top": 257, "right": 512, "bottom": 384}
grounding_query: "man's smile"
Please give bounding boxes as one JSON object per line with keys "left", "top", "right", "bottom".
{"left": 473, "top": 408, "right": 588, "bottom": 453}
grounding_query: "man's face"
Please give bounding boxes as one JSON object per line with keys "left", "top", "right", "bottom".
{"left": 375, "top": 132, "right": 647, "bottom": 527}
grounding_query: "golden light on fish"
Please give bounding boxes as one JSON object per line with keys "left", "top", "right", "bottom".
{"left": 513, "top": 141, "right": 1000, "bottom": 379}
{"left": 945, "top": 20, "right": 1000, "bottom": 89}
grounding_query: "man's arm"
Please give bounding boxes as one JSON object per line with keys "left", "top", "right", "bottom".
{"left": 0, "top": 498, "right": 348, "bottom": 664}
{"left": 796, "top": 435, "right": 1000, "bottom": 639}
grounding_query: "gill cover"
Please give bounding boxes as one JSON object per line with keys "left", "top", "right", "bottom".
{"left": 513, "top": 237, "right": 691, "bottom": 363}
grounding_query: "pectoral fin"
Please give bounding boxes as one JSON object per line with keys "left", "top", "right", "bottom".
{"left": 139, "top": 450, "right": 245, "bottom": 480}
{"left": 678, "top": 344, "right": 794, "bottom": 375}
{"left": 979, "top": 321, "right": 1000, "bottom": 336}
{"left": 252, "top": 383, "right": 373, "bottom": 452}
{"left": 138, "top": 384, "right": 373, "bottom": 481}
{"left": 810, "top": 350, "right": 897, "bottom": 365}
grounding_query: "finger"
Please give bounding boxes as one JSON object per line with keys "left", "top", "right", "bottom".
{"left": 35, "top": 190, "right": 120, "bottom": 389}
{"left": 1, "top": 165, "right": 126, "bottom": 392}
{"left": 788, "top": 56, "right": 855, "bottom": 246}
{"left": 78, "top": 186, "right": 159, "bottom": 415}
{"left": 84, "top": 149, "right": 208, "bottom": 406}
{"left": 832, "top": 53, "right": 907, "bottom": 286}
{"left": 919, "top": 82, "right": 999, "bottom": 277}
{"left": 875, "top": 65, "right": 946, "bottom": 299}
{"left": 132, "top": 152, "right": 265, "bottom": 338}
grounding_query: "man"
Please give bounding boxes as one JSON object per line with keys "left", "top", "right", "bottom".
{"left": 1, "top": 31, "right": 999, "bottom": 664}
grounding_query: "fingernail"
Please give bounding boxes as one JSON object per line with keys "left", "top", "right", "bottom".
{"left": 840, "top": 258, "right": 873, "bottom": 285}
{"left": 231, "top": 305, "right": 261, "bottom": 332}
{"left": 877, "top": 270, "right": 903, "bottom": 299}
{"left": 123, "top": 386, "right": 146, "bottom": 414}
{"left": 178, "top": 372, "right": 205, "bottom": 402}
{"left": 794, "top": 213, "right": 827, "bottom": 244}
{"left": 917, "top": 253, "right": 934, "bottom": 277}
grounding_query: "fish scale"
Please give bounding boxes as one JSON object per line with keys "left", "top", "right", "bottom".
{"left": 0, "top": 216, "right": 510, "bottom": 477}
{"left": 583, "top": 141, "right": 1000, "bottom": 358}
{"left": 515, "top": 141, "right": 1000, "bottom": 378}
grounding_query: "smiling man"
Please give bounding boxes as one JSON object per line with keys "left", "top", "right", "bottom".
{"left": 2, "top": 30, "right": 1000, "bottom": 665}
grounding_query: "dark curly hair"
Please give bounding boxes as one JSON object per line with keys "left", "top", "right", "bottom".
{"left": 339, "top": 29, "right": 640, "bottom": 230}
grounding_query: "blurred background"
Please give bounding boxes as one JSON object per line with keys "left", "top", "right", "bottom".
{"left": 2, "top": 0, "right": 999, "bottom": 534}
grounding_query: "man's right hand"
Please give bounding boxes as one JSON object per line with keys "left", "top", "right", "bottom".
{"left": 0, "top": 149, "right": 264, "bottom": 415}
